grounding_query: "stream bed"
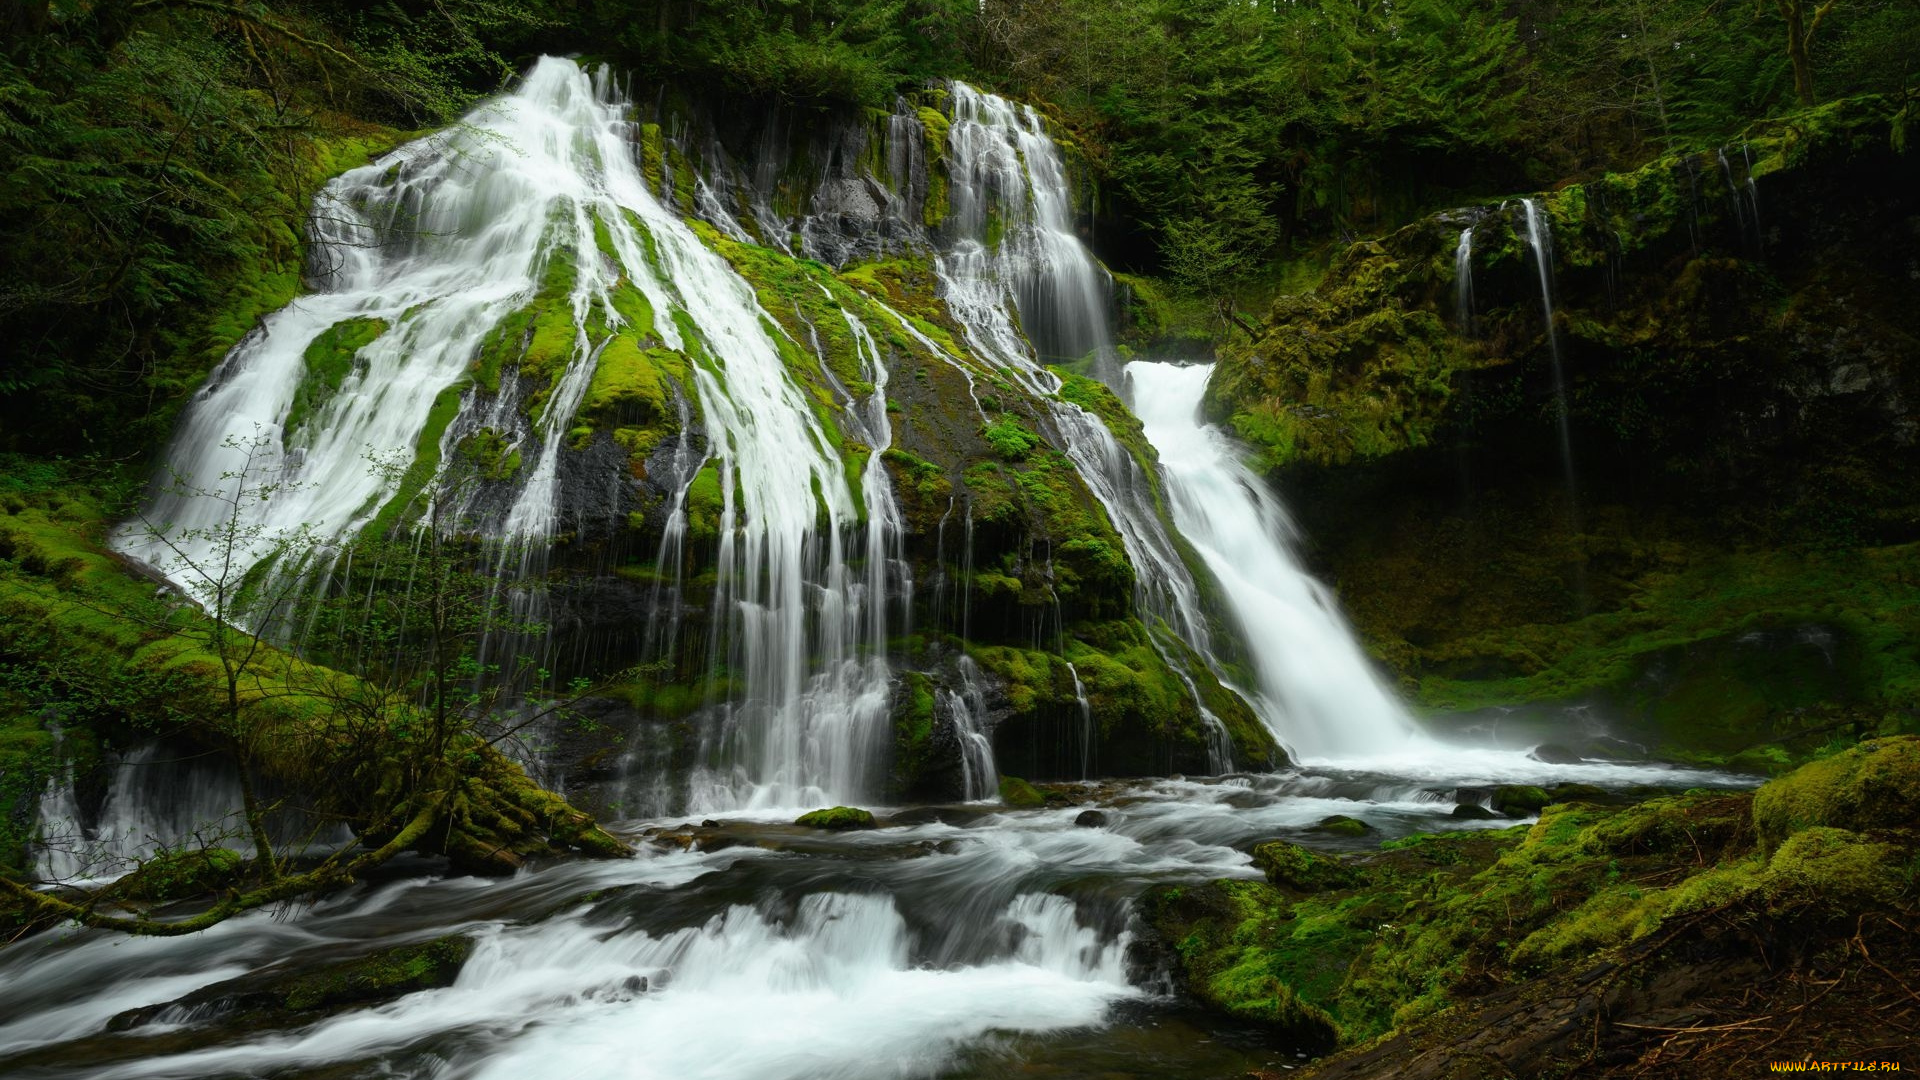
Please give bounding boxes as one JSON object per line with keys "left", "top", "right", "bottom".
{"left": 1, "top": 756, "right": 1744, "bottom": 1080}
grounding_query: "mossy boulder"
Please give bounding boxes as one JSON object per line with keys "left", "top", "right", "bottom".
{"left": 1251, "top": 840, "right": 1359, "bottom": 893}
{"left": 280, "top": 935, "right": 475, "bottom": 1011}
{"left": 1751, "top": 735, "right": 1920, "bottom": 850}
{"left": 794, "top": 806, "right": 877, "bottom": 830}
{"left": 1491, "top": 784, "right": 1550, "bottom": 817}
{"left": 996, "top": 775, "right": 1045, "bottom": 808}
{"left": 1311, "top": 814, "right": 1376, "bottom": 837}
{"left": 108, "top": 934, "right": 476, "bottom": 1030}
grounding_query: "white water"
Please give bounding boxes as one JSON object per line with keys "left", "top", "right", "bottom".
{"left": 944, "top": 656, "right": 1002, "bottom": 800}
{"left": 1125, "top": 362, "right": 1417, "bottom": 760}
{"left": 32, "top": 746, "right": 247, "bottom": 885}
{"left": 1454, "top": 226, "right": 1475, "bottom": 333}
{"left": 933, "top": 83, "right": 1236, "bottom": 765}
{"left": 1518, "top": 197, "right": 1578, "bottom": 505}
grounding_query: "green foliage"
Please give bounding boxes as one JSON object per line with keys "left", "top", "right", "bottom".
{"left": 0, "top": 0, "right": 549, "bottom": 458}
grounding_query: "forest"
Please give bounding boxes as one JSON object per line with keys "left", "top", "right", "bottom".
{"left": 2, "top": 0, "right": 1918, "bottom": 1077}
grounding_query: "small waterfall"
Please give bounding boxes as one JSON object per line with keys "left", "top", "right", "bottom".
{"left": 1717, "top": 148, "right": 1748, "bottom": 240}
{"left": 1067, "top": 660, "right": 1092, "bottom": 778}
{"left": 1454, "top": 227, "right": 1475, "bottom": 334}
{"left": 1125, "top": 362, "right": 1416, "bottom": 760}
{"left": 943, "top": 656, "right": 1000, "bottom": 800}
{"left": 1517, "top": 198, "right": 1579, "bottom": 519}
{"left": 940, "top": 84, "right": 1111, "bottom": 371}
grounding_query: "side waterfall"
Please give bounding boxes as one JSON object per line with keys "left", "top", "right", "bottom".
{"left": 1454, "top": 227, "right": 1475, "bottom": 334}
{"left": 1125, "top": 363, "right": 1417, "bottom": 759}
{"left": 1518, "top": 197, "right": 1580, "bottom": 518}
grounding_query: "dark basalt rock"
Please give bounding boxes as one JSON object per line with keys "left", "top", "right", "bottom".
{"left": 1529, "top": 743, "right": 1584, "bottom": 765}
{"left": 1073, "top": 809, "right": 1109, "bottom": 828}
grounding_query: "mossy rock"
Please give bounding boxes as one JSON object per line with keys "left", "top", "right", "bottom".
{"left": 1251, "top": 840, "right": 1359, "bottom": 893}
{"left": 1751, "top": 736, "right": 1920, "bottom": 851}
{"left": 794, "top": 806, "right": 877, "bottom": 830}
{"left": 1311, "top": 814, "right": 1376, "bottom": 837}
{"left": 285, "top": 317, "right": 387, "bottom": 444}
{"left": 997, "top": 775, "right": 1046, "bottom": 808}
{"left": 1492, "top": 785, "right": 1550, "bottom": 817}
{"left": 280, "top": 935, "right": 475, "bottom": 1011}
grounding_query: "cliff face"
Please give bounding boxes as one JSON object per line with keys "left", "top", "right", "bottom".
{"left": 1207, "top": 97, "right": 1920, "bottom": 766}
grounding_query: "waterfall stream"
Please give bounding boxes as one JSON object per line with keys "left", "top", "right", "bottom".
{"left": 1454, "top": 226, "right": 1475, "bottom": 334}
{"left": 1518, "top": 198, "right": 1580, "bottom": 517}
{"left": 1125, "top": 363, "right": 1417, "bottom": 760}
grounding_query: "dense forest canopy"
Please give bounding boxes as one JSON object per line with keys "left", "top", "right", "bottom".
{"left": 2, "top": 0, "right": 1916, "bottom": 455}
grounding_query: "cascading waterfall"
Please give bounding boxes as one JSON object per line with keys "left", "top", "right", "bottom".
{"left": 941, "top": 84, "right": 1112, "bottom": 374}
{"left": 1454, "top": 227, "right": 1475, "bottom": 334}
{"left": 933, "top": 82, "right": 1234, "bottom": 769}
{"left": 1125, "top": 362, "right": 1417, "bottom": 760}
{"left": 117, "top": 57, "right": 897, "bottom": 811}
{"left": 1518, "top": 198, "right": 1580, "bottom": 519}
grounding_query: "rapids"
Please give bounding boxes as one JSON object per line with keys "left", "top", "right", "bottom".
{"left": 2, "top": 762, "right": 1745, "bottom": 1080}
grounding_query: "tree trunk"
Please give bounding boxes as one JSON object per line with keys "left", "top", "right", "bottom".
{"left": 1786, "top": 7, "right": 1816, "bottom": 106}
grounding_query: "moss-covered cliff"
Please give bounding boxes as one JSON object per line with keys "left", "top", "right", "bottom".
{"left": 1206, "top": 97, "right": 1920, "bottom": 765}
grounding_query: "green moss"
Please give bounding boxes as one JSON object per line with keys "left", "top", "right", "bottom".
{"left": 285, "top": 318, "right": 388, "bottom": 444}
{"left": 794, "top": 805, "right": 877, "bottom": 830}
{"left": 684, "top": 463, "right": 727, "bottom": 544}
{"left": 1491, "top": 785, "right": 1549, "bottom": 817}
{"left": 456, "top": 427, "right": 521, "bottom": 483}
{"left": 917, "top": 105, "right": 951, "bottom": 227}
{"left": 982, "top": 414, "right": 1039, "bottom": 461}
{"left": 364, "top": 383, "right": 465, "bottom": 539}
{"left": 1312, "top": 814, "right": 1374, "bottom": 838}
{"left": 1751, "top": 736, "right": 1920, "bottom": 851}
{"left": 639, "top": 123, "right": 665, "bottom": 194}
{"left": 1252, "top": 840, "right": 1359, "bottom": 893}
{"left": 997, "top": 775, "right": 1046, "bottom": 808}
{"left": 279, "top": 935, "right": 474, "bottom": 1011}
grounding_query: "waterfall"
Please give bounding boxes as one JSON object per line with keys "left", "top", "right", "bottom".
{"left": 32, "top": 746, "right": 248, "bottom": 884}
{"left": 1124, "top": 362, "right": 1416, "bottom": 760}
{"left": 940, "top": 84, "right": 1112, "bottom": 372}
{"left": 932, "top": 82, "right": 1233, "bottom": 766}
{"left": 117, "top": 58, "right": 902, "bottom": 812}
{"left": 943, "top": 656, "right": 1000, "bottom": 800}
{"left": 1067, "top": 660, "right": 1092, "bottom": 779}
{"left": 1454, "top": 227, "right": 1475, "bottom": 334}
{"left": 1518, "top": 198, "right": 1579, "bottom": 517}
